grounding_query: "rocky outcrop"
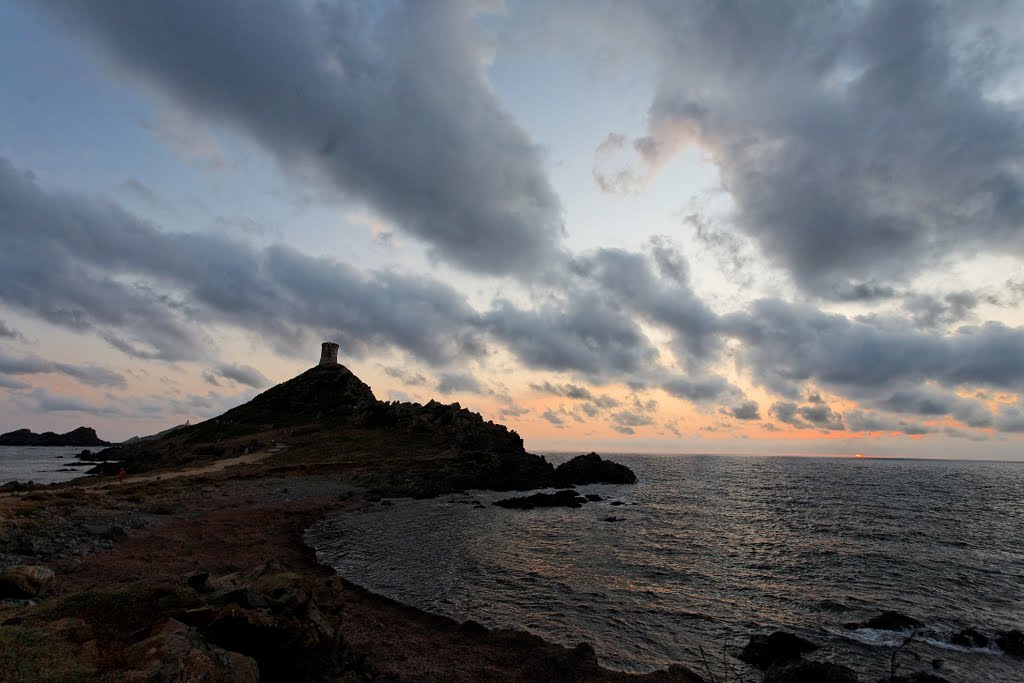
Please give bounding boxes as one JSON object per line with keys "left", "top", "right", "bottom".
{"left": 0, "top": 565, "right": 55, "bottom": 599}
{"left": 554, "top": 452, "right": 637, "bottom": 486}
{"left": 739, "top": 631, "right": 819, "bottom": 670}
{"left": 493, "top": 489, "right": 587, "bottom": 509}
{"left": 0, "top": 426, "right": 110, "bottom": 447}
{"left": 122, "top": 618, "right": 259, "bottom": 683}
{"left": 950, "top": 627, "right": 989, "bottom": 648}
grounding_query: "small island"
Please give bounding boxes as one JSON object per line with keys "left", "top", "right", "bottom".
{"left": 0, "top": 426, "right": 111, "bottom": 448}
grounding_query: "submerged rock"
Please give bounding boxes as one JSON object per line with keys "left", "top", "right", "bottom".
{"left": 950, "top": 627, "right": 989, "bottom": 648}
{"left": 764, "top": 658, "right": 857, "bottom": 683}
{"left": 739, "top": 631, "right": 819, "bottom": 670}
{"left": 553, "top": 452, "right": 637, "bottom": 486}
{"left": 845, "top": 610, "right": 922, "bottom": 632}
{"left": 995, "top": 629, "right": 1024, "bottom": 657}
{"left": 493, "top": 490, "right": 587, "bottom": 509}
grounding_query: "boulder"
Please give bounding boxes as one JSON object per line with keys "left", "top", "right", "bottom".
{"left": 553, "top": 452, "right": 637, "bottom": 486}
{"left": 764, "top": 659, "right": 858, "bottom": 683}
{"left": 0, "top": 565, "right": 55, "bottom": 599}
{"left": 950, "top": 627, "right": 989, "bottom": 648}
{"left": 122, "top": 618, "right": 258, "bottom": 683}
{"left": 887, "top": 673, "right": 950, "bottom": 683}
{"left": 584, "top": 493, "right": 603, "bottom": 502}
{"left": 846, "top": 611, "right": 922, "bottom": 632}
{"left": 739, "top": 631, "right": 819, "bottom": 670}
{"left": 493, "top": 490, "right": 587, "bottom": 509}
{"left": 995, "top": 629, "right": 1024, "bottom": 657}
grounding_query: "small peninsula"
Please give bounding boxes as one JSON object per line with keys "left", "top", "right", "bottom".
{"left": 0, "top": 426, "right": 111, "bottom": 447}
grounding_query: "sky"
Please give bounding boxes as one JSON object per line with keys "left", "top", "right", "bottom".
{"left": 2, "top": 0, "right": 1024, "bottom": 459}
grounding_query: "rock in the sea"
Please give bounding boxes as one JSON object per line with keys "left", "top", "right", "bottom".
{"left": 763, "top": 658, "right": 857, "bottom": 683}
{"left": 603, "top": 516, "right": 625, "bottom": 522}
{"left": 0, "top": 564, "right": 55, "bottom": 599}
{"left": 554, "top": 452, "right": 637, "bottom": 486}
{"left": 493, "top": 489, "right": 588, "bottom": 509}
{"left": 846, "top": 610, "right": 922, "bottom": 632}
{"left": 995, "top": 629, "right": 1024, "bottom": 657}
{"left": 739, "top": 631, "right": 819, "bottom": 670}
{"left": 888, "top": 672, "right": 950, "bottom": 683}
{"left": 950, "top": 627, "right": 989, "bottom": 648}
{"left": 584, "top": 493, "right": 603, "bottom": 502}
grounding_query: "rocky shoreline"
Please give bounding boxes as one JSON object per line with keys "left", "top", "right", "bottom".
{"left": 0, "top": 458, "right": 711, "bottom": 682}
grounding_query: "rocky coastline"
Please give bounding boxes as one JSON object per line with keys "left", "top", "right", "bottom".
{"left": 2, "top": 360, "right": 1020, "bottom": 681}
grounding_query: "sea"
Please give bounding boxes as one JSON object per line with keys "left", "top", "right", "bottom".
{"left": 0, "top": 446, "right": 97, "bottom": 485}
{"left": 306, "top": 454, "right": 1024, "bottom": 682}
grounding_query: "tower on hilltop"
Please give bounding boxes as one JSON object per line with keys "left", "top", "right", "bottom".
{"left": 319, "top": 341, "right": 339, "bottom": 366}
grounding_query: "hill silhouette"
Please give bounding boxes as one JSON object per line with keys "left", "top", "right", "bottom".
{"left": 93, "top": 362, "right": 556, "bottom": 496}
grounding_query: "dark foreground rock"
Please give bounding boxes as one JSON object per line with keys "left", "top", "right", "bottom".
{"left": 554, "top": 452, "right": 637, "bottom": 486}
{"left": 739, "top": 631, "right": 819, "bottom": 670}
{"left": 493, "top": 489, "right": 587, "bottom": 509}
{"left": 995, "top": 629, "right": 1024, "bottom": 657}
{"left": 764, "top": 658, "right": 857, "bottom": 683}
{"left": 0, "top": 565, "right": 54, "bottom": 599}
{"left": 0, "top": 426, "right": 111, "bottom": 447}
{"left": 887, "top": 673, "right": 950, "bottom": 683}
{"left": 950, "top": 627, "right": 989, "bottom": 648}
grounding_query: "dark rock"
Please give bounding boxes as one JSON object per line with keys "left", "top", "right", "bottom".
{"left": 609, "top": 500, "right": 625, "bottom": 506}
{"left": 950, "top": 627, "right": 989, "bottom": 648}
{"left": 493, "top": 489, "right": 587, "bottom": 509}
{"left": 739, "top": 631, "right": 820, "bottom": 670}
{"left": 603, "top": 516, "right": 625, "bottom": 522}
{"left": 846, "top": 611, "right": 923, "bottom": 632}
{"left": 995, "top": 629, "right": 1024, "bottom": 657}
{"left": 0, "top": 565, "right": 55, "bottom": 599}
{"left": 187, "top": 570, "right": 211, "bottom": 592}
{"left": 0, "top": 426, "right": 111, "bottom": 447}
{"left": 123, "top": 618, "right": 259, "bottom": 682}
{"left": 459, "top": 619, "right": 489, "bottom": 635}
{"left": 380, "top": 500, "right": 393, "bottom": 507}
{"left": 553, "top": 452, "right": 637, "bottom": 486}
{"left": 584, "top": 493, "right": 603, "bottom": 502}
{"left": 764, "top": 659, "right": 857, "bottom": 683}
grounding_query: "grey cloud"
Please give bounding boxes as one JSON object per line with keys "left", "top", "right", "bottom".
{"left": 845, "top": 409, "right": 934, "bottom": 436}
{"left": 875, "top": 385, "right": 992, "bottom": 428}
{"left": 38, "top": 0, "right": 563, "bottom": 275}
{"left": 530, "top": 382, "right": 594, "bottom": 400}
{"left": 612, "top": 425, "right": 635, "bottom": 435}
{"left": 0, "top": 321, "right": 23, "bottom": 340}
{"left": 662, "top": 374, "right": 739, "bottom": 403}
{"left": 499, "top": 404, "right": 530, "bottom": 418}
{"left": 611, "top": 410, "right": 653, "bottom": 428}
{"left": 0, "top": 376, "right": 31, "bottom": 390}
{"left": 995, "top": 403, "right": 1024, "bottom": 433}
{"left": 21, "top": 388, "right": 125, "bottom": 416}
{"left": 0, "top": 349, "right": 125, "bottom": 388}
{"left": 437, "top": 372, "right": 483, "bottom": 395}
{"left": 723, "top": 299, "right": 1024, "bottom": 397}
{"left": 541, "top": 409, "right": 565, "bottom": 426}
{"left": 724, "top": 400, "right": 760, "bottom": 421}
{"left": 215, "top": 363, "right": 269, "bottom": 389}
{"left": 770, "top": 400, "right": 844, "bottom": 431}
{"left": 903, "top": 292, "right": 981, "bottom": 329}
{"left": 555, "top": 0, "right": 1024, "bottom": 294}
{"left": 0, "top": 158, "right": 482, "bottom": 365}
{"left": 380, "top": 366, "right": 428, "bottom": 387}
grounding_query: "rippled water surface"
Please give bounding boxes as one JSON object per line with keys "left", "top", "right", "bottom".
{"left": 0, "top": 446, "right": 93, "bottom": 485}
{"left": 307, "top": 455, "right": 1024, "bottom": 681}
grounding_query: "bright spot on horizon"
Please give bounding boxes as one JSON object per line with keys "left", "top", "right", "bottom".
{"left": 855, "top": 453, "right": 864, "bottom": 459}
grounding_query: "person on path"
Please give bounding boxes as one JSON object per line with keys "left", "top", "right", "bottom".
{"left": 117, "top": 467, "right": 126, "bottom": 485}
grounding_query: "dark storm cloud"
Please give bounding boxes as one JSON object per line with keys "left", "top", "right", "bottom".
{"left": 661, "top": 375, "right": 739, "bottom": 403}
{"left": 214, "top": 363, "right": 270, "bottom": 389}
{"left": 769, "top": 400, "right": 844, "bottom": 431}
{"left": 722, "top": 299, "right": 1024, "bottom": 398}
{"left": 874, "top": 385, "right": 992, "bottom": 428}
{"left": 551, "top": 0, "right": 1024, "bottom": 294}
{"left": 36, "top": 0, "right": 563, "bottom": 275}
{"left": 902, "top": 292, "right": 982, "bottom": 329}
{"left": 0, "top": 349, "right": 126, "bottom": 388}
{"left": 0, "top": 158, "right": 482, "bottom": 365}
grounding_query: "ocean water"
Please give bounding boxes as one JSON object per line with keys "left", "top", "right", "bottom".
{"left": 0, "top": 446, "right": 96, "bottom": 485}
{"left": 307, "top": 454, "right": 1024, "bottom": 682}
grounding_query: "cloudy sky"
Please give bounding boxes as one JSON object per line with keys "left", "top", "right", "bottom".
{"left": 2, "top": 0, "right": 1024, "bottom": 459}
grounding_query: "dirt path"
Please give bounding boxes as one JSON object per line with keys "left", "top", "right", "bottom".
{"left": 88, "top": 449, "right": 276, "bottom": 489}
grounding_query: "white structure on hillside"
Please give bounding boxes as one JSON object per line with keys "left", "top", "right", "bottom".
{"left": 319, "top": 341, "right": 339, "bottom": 366}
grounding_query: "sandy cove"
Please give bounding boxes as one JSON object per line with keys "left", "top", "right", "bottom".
{"left": 0, "top": 452, "right": 707, "bottom": 682}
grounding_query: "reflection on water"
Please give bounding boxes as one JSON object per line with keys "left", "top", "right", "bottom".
{"left": 307, "top": 455, "right": 1024, "bottom": 682}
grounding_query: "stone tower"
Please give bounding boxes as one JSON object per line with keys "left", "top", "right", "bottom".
{"left": 319, "top": 341, "right": 339, "bottom": 366}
